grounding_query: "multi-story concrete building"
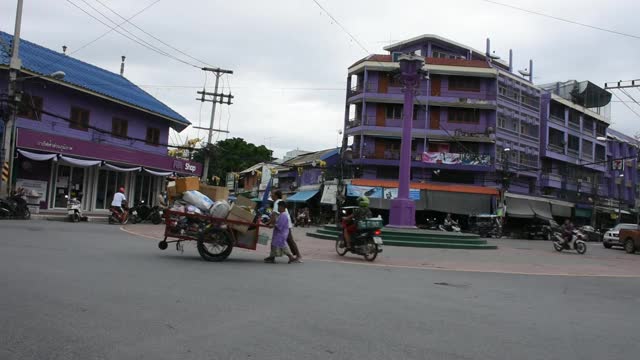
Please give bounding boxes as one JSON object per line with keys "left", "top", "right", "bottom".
{"left": 342, "top": 34, "right": 636, "bottom": 227}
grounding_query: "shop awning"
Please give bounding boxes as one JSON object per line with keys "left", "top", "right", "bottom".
{"left": 59, "top": 155, "right": 102, "bottom": 167}
{"left": 143, "top": 168, "right": 174, "bottom": 177}
{"left": 530, "top": 200, "right": 553, "bottom": 220}
{"left": 505, "top": 197, "right": 535, "bottom": 218}
{"left": 426, "top": 191, "right": 491, "bottom": 215}
{"left": 17, "top": 149, "right": 58, "bottom": 161}
{"left": 351, "top": 178, "right": 499, "bottom": 195}
{"left": 286, "top": 190, "right": 319, "bottom": 203}
{"left": 103, "top": 162, "right": 142, "bottom": 172}
{"left": 505, "top": 193, "right": 565, "bottom": 220}
{"left": 575, "top": 208, "right": 593, "bottom": 218}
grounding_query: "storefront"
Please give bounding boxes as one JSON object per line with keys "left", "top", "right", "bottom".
{"left": 14, "top": 128, "right": 202, "bottom": 212}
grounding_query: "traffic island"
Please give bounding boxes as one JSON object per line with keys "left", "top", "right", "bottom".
{"left": 307, "top": 226, "right": 497, "bottom": 250}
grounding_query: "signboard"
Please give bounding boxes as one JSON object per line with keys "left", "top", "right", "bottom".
{"left": 611, "top": 159, "right": 625, "bottom": 171}
{"left": 321, "top": 184, "right": 338, "bottom": 205}
{"left": 346, "top": 185, "right": 420, "bottom": 200}
{"left": 381, "top": 188, "right": 421, "bottom": 201}
{"left": 15, "top": 179, "right": 48, "bottom": 205}
{"left": 422, "top": 152, "right": 491, "bottom": 166}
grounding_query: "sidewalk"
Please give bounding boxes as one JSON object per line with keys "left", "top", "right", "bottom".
{"left": 121, "top": 224, "right": 640, "bottom": 277}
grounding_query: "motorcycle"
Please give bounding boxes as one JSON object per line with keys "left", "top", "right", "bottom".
{"left": 335, "top": 209, "right": 384, "bottom": 261}
{"left": 553, "top": 230, "right": 587, "bottom": 254}
{"left": 439, "top": 220, "right": 461, "bottom": 232}
{"left": 0, "top": 188, "right": 31, "bottom": 220}
{"left": 419, "top": 217, "right": 440, "bottom": 231}
{"left": 66, "top": 195, "right": 87, "bottom": 222}
{"left": 130, "top": 200, "right": 164, "bottom": 225}
{"left": 109, "top": 200, "right": 129, "bottom": 225}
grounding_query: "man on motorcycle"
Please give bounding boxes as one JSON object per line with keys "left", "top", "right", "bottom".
{"left": 111, "top": 187, "right": 127, "bottom": 215}
{"left": 342, "top": 196, "right": 373, "bottom": 250}
{"left": 561, "top": 219, "right": 574, "bottom": 245}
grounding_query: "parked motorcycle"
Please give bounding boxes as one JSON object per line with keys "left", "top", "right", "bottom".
{"left": 439, "top": 221, "right": 461, "bottom": 233}
{"left": 66, "top": 195, "right": 87, "bottom": 222}
{"left": 0, "top": 188, "right": 31, "bottom": 220}
{"left": 130, "top": 200, "right": 163, "bottom": 224}
{"left": 109, "top": 200, "right": 129, "bottom": 225}
{"left": 553, "top": 230, "right": 587, "bottom": 254}
{"left": 336, "top": 209, "right": 384, "bottom": 261}
{"left": 419, "top": 217, "right": 440, "bottom": 230}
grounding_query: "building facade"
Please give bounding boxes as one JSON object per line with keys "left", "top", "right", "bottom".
{"left": 342, "top": 34, "right": 635, "bottom": 227}
{"left": 1, "top": 31, "right": 201, "bottom": 212}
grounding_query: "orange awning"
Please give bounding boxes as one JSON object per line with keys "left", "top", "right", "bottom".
{"left": 350, "top": 178, "right": 499, "bottom": 196}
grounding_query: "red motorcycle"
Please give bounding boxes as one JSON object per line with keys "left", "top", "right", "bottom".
{"left": 109, "top": 200, "right": 129, "bottom": 224}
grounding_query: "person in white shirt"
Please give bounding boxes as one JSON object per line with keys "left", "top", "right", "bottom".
{"left": 111, "top": 187, "right": 127, "bottom": 214}
{"left": 271, "top": 190, "right": 301, "bottom": 261}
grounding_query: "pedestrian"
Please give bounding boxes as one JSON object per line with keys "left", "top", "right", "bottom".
{"left": 264, "top": 201, "right": 299, "bottom": 264}
{"left": 271, "top": 189, "right": 303, "bottom": 262}
{"left": 156, "top": 191, "right": 167, "bottom": 208}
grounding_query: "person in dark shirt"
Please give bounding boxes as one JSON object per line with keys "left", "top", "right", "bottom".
{"left": 342, "top": 196, "right": 373, "bottom": 249}
{"left": 561, "top": 219, "right": 574, "bottom": 245}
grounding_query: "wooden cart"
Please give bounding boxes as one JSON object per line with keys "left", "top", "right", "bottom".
{"left": 158, "top": 209, "right": 266, "bottom": 262}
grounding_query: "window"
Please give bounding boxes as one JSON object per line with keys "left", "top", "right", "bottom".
{"left": 376, "top": 166, "right": 399, "bottom": 179}
{"left": 582, "top": 139, "right": 593, "bottom": 158}
{"left": 112, "top": 118, "right": 128, "bottom": 138}
{"left": 520, "top": 122, "right": 539, "bottom": 139}
{"left": 596, "top": 122, "right": 607, "bottom": 137}
{"left": 583, "top": 116, "right": 594, "bottom": 134}
{"left": 568, "top": 110, "right": 580, "bottom": 129}
{"left": 17, "top": 94, "right": 43, "bottom": 120}
{"left": 448, "top": 76, "right": 481, "bottom": 92}
{"left": 386, "top": 104, "right": 403, "bottom": 119}
{"left": 448, "top": 108, "right": 480, "bottom": 123}
{"left": 595, "top": 144, "right": 606, "bottom": 161}
{"left": 146, "top": 127, "right": 160, "bottom": 145}
{"left": 549, "top": 128, "right": 564, "bottom": 148}
{"left": 387, "top": 73, "right": 402, "bottom": 87}
{"left": 568, "top": 135, "right": 580, "bottom": 152}
{"left": 550, "top": 101, "right": 565, "bottom": 120}
{"left": 70, "top": 107, "right": 90, "bottom": 131}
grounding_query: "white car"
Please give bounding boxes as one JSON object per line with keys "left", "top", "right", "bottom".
{"left": 603, "top": 223, "right": 638, "bottom": 248}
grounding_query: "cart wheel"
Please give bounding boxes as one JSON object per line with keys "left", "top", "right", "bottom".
{"left": 197, "top": 228, "right": 233, "bottom": 262}
{"left": 158, "top": 240, "right": 168, "bottom": 250}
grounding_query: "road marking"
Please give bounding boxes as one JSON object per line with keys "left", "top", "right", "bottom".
{"left": 119, "top": 227, "right": 640, "bottom": 278}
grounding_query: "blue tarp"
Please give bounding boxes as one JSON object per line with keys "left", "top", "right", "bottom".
{"left": 286, "top": 190, "right": 319, "bottom": 203}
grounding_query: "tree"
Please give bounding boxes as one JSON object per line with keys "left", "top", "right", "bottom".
{"left": 192, "top": 138, "right": 273, "bottom": 184}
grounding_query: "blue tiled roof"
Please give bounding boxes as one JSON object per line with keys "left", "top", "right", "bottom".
{"left": 0, "top": 31, "right": 189, "bottom": 128}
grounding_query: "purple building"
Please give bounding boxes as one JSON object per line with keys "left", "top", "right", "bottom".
{"left": 343, "top": 34, "right": 538, "bottom": 214}
{"left": 1, "top": 31, "right": 201, "bottom": 212}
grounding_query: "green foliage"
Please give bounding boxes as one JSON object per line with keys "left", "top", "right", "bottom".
{"left": 193, "top": 138, "right": 273, "bottom": 184}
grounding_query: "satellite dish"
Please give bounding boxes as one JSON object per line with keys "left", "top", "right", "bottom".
{"left": 518, "top": 68, "right": 530, "bottom": 76}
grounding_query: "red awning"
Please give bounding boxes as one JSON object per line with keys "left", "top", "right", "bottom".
{"left": 350, "top": 178, "right": 499, "bottom": 196}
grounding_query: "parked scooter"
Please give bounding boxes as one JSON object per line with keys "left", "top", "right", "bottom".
{"left": 0, "top": 188, "right": 31, "bottom": 220}
{"left": 129, "top": 200, "right": 163, "bottom": 224}
{"left": 553, "top": 230, "right": 587, "bottom": 254}
{"left": 66, "top": 195, "right": 88, "bottom": 222}
{"left": 439, "top": 221, "right": 461, "bottom": 232}
{"left": 109, "top": 200, "right": 129, "bottom": 225}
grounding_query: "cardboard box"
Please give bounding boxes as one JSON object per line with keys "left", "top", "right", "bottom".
{"left": 200, "top": 185, "right": 230, "bottom": 202}
{"left": 175, "top": 177, "right": 200, "bottom": 194}
{"left": 234, "top": 229, "right": 258, "bottom": 250}
{"left": 167, "top": 186, "right": 177, "bottom": 202}
{"left": 226, "top": 204, "right": 255, "bottom": 233}
{"left": 235, "top": 195, "right": 256, "bottom": 209}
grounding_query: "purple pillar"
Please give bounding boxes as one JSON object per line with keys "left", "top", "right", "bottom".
{"left": 389, "top": 54, "right": 424, "bottom": 228}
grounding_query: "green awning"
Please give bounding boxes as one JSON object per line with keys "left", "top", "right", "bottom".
{"left": 575, "top": 208, "right": 592, "bottom": 218}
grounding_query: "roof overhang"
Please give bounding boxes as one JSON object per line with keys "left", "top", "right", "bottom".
{"left": 348, "top": 61, "right": 497, "bottom": 78}
{"left": 550, "top": 93, "right": 610, "bottom": 124}
{"left": 0, "top": 66, "right": 190, "bottom": 131}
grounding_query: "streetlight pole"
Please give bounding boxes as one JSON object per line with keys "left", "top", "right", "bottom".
{"left": 1, "top": 0, "right": 24, "bottom": 196}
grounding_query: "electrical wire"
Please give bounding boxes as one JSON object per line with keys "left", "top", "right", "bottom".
{"left": 619, "top": 88, "right": 640, "bottom": 108}
{"left": 65, "top": 0, "right": 199, "bottom": 68}
{"left": 70, "top": 0, "right": 162, "bottom": 56}
{"left": 612, "top": 91, "right": 640, "bottom": 119}
{"left": 93, "top": 0, "right": 213, "bottom": 68}
{"left": 310, "top": 0, "right": 371, "bottom": 54}
{"left": 478, "top": 0, "right": 640, "bottom": 40}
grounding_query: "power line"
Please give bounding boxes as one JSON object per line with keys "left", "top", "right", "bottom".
{"left": 619, "top": 88, "right": 640, "bottom": 108}
{"left": 70, "top": 0, "right": 162, "bottom": 56}
{"left": 479, "top": 0, "right": 640, "bottom": 40}
{"left": 612, "top": 91, "right": 640, "bottom": 120}
{"left": 65, "top": 0, "right": 199, "bottom": 68}
{"left": 310, "top": 0, "right": 371, "bottom": 54}
{"left": 93, "top": 0, "right": 214, "bottom": 67}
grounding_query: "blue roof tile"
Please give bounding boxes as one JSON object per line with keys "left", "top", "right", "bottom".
{"left": 0, "top": 31, "right": 189, "bottom": 128}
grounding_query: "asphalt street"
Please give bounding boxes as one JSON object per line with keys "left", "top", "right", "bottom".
{"left": 1, "top": 220, "right": 639, "bottom": 360}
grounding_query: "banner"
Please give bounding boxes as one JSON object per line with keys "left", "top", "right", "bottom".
{"left": 381, "top": 188, "right": 421, "bottom": 200}
{"left": 421, "top": 152, "right": 491, "bottom": 166}
{"left": 346, "top": 185, "right": 383, "bottom": 198}
{"left": 321, "top": 184, "right": 338, "bottom": 205}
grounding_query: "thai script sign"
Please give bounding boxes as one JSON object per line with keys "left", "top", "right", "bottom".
{"left": 421, "top": 152, "right": 491, "bottom": 166}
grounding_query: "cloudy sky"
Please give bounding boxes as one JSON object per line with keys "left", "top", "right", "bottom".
{"left": 2, "top": 0, "right": 640, "bottom": 157}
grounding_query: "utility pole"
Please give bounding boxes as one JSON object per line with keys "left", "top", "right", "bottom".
{"left": 194, "top": 67, "right": 233, "bottom": 182}
{"left": 1, "top": 0, "right": 24, "bottom": 196}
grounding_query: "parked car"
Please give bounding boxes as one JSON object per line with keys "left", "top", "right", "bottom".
{"left": 618, "top": 228, "right": 640, "bottom": 254}
{"left": 578, "top": 225, "right": 603, "bottom": 242}
{"left": 602, "top": 223, "right": 637, "bottom": 249}
{"left": 525, "top": 219, "right": 560, "bottom": 240}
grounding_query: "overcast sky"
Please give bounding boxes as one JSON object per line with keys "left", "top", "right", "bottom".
{"left": 2, "top": 0, "right": 640, "bottom": 157}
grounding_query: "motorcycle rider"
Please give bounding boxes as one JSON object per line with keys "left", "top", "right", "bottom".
{"left": 444, "top": 213, "right": 457, "bottom": 231}
{"left": 111, "top": 187, "right": 127, "bottom": 219}
{"left": 342, "top": 196, "right": 373, "bottom": 250}
{"left": 560, "top": 219, "right": 574, "bottom": 245}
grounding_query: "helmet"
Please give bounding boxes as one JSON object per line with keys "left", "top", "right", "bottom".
{"left": 357, "top": 195, "right": 370, "bottom": 207}
{"left": 118, "top": 187, "right": 125, "bottom": 193}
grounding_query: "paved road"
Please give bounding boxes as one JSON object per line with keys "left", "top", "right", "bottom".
{"left": 2, "top": 220, "right": 640, "bottom": 360}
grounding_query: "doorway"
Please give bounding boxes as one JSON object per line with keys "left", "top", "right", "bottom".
{"left": 51, "top": 165, "right": 86, "bottom": 208}
{"left": 95, "top": 170, "right": 128, "bottom": 210}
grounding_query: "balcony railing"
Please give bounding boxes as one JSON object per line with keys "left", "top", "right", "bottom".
{"left": 549, "top": 144, "right": 564, "bottom": 154}
{"left": 549, "top": 115, "right": 564, "bottom": 125}
{"left": 568, "top": 121, "right": 580, "bottom": 130}
{"left": 347, "top": 118, "right": 361, "bottom": 128}
{"left": 568, "top": 148, "right": 579, "bottom": 157}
